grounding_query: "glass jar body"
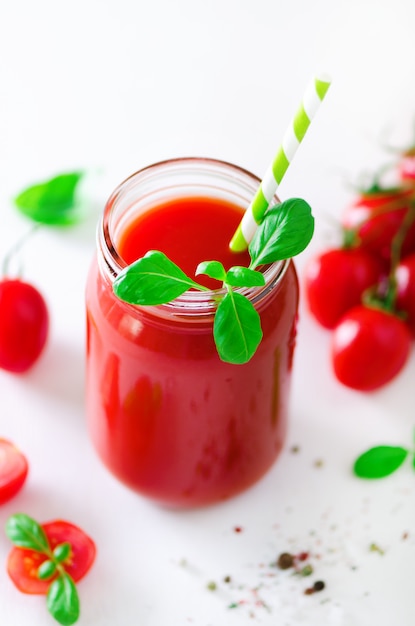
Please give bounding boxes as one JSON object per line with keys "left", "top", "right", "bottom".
{"left": 85, "top": 158, "right": 299, "bottom": 507}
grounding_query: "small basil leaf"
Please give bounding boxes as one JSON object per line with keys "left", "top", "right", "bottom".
{"left": 47, "top": 573, "right": 80, "bottom": 626}
{"left": 249, "top": 198, "right": 314, "bottom": 268}
{"left": 214, "top": 291, "right": 262, "bottom": 364}
{"left": 226, "top": 266, "right": 265, "bottom": 288}
{"left": 14, "top": 172, "right": 84, "bottom": 225}
{"left": 53, "top": 542, "right": 72, "bottom": 563}
{"left": 353, "top": 446, "right": 409, "bottom": 479}
{"left": 113, "top": 251, "right": 207, "bottom": 305}
{"left": 5, "top": 513, "right": 50, "bottom": 552}
{"left": 38, "top": 559, "right": 57, "bottom": 580}
{"left": 196, "top": 260, "right": 226, "bottom": 282}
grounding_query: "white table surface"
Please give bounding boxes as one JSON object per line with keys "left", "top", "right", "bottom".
{"left": 1, "top": 1, "right": 415, "bottom": 625}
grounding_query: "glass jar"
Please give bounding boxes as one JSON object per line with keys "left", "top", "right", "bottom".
{"left": 85, "top": 158, "right": 299, "bottom": 507}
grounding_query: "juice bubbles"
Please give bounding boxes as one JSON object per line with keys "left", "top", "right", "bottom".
{"left": 86, "top": 158, "right": 299, "bottom": 507}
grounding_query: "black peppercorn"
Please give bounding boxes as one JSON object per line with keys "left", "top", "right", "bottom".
{"left": 313, "top": 580, "right": 325, "bottom": 592}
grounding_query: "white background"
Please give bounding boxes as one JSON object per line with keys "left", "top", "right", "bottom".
{"left": 1, "top": 1, "right": 415, "bottom": 625}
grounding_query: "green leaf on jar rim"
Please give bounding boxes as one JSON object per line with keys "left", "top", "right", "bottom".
{"left": 196, "top": 260, "right": 227, "bottom": 282}
{"left": 214, "top": 290, "right": 262, "bottom": 364}
{"left": 14, "top": 172, "right": 84, "bottom": 225}
{"left": 47, "top": 573, "right": 80, "bottom": 626}
{"left": 353, "top": 445, "right": 409, "bottom": 479}
{"left": 249, "top": 198, "right": 314, "bottom": 269}
{"left": 225, "top": 266, "right": 265, "bottom": 288}
{"left": 5, "top": 513, "right": 50, "bottom": 552}
{"left": 113, "top": 250, "right": 208, "bottom": 305}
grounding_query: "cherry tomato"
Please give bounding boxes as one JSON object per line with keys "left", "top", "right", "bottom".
{"left": 331, "top": 305, "right": 411, "bottom": 391}
{"left": 0, "top": 439, "right": 28, "bottom": 504}
{"left": 396, "top": 252, "right": 415, "bottom": 335}
{"left": 0, "top": 279, "right": 49, "bottom": 373}
{"left": 304, "top": 247, "right": 383, "bottom": 329}
{"left": 341, "top": 186, "right": 415, "bottom": 262}
{"left": 7, "top": 520, "right": 96, "bottom": 594}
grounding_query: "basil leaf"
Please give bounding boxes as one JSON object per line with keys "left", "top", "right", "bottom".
{"left": 353, "top": 446, "right": 408, "bottom": 479}
{"left": 214, "top": 291, "right": 262, "bottom": 364}
{"left": 38, "top": 560, "right": 57, "bottom": 580}
{"left": 53, "top": 542, "right": 72, "bottom": 563}
{"left": 14, "top": 172, "right": 84, "bottom": 225}
{"left": 5, "top": 513, "right": 50, "bottom": 552}
{"left": 47, "top": 573, "right": 80, "bottom": 626}
{"left": 113, "top": 251, "right": 207, "bottom": 305}
{"left": 249, "top": 198, "right": 314, "bottom": 268}
{"left": 196, "top": 260, "right": 226, "bottom": 282}
{"left": 226, "top": 266, "right": 265, "bottom": 288}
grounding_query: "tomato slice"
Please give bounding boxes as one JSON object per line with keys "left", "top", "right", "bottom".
{"left": 0, "top": 439, "right": 28, "bottom": 504}
{"left": 7, "top": 520, "right": 96, "bottom": 594}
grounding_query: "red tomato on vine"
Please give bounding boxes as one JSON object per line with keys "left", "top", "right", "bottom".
{"left": 304, "top": 247, "right": 383, "bottom": 329}
{"left": 341, "top": 185, "right": 415, "bottom": 262}
{"left": 331, "top": 305, "right": 411, "bottom": 391}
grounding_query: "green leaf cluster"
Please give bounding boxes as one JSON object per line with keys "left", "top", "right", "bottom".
{"left": 113, "top": 197, "right": 314, "bottom": 365}
{"left": 5, "top": 514, "right": 80, "bottom": 625}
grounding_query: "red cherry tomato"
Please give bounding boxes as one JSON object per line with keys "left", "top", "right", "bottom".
{"left": 396, "top": 252, "right": 415, "bottom": 335}
{"left": 7, "top": 520, "right": 96, "bottom": 594}
{"left": 304, "top": 248, "right": 383, "bottom": 329}
{"left": 331, "top": 305, "right": 411, "bottom": 391}
{"left": 0, "top": 279, "right": 49, "bottom": 373}
{"left": 0, "top": 439, "right": 28, "bottom": 504}
{"left": 341, "top": 187, "right": 415, "bottom": 262}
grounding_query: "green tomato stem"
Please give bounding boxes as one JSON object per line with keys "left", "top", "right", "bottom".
{"left": 2, "top": 224, "right": 41, "bottom": 278}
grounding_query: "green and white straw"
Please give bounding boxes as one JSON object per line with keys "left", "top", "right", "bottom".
{"left": 229, "top": 73, "right": 331, "bottom": 252}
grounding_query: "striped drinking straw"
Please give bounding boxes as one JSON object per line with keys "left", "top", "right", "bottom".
{"left": 229, "top": 73, "right": 331, "bottom": 252}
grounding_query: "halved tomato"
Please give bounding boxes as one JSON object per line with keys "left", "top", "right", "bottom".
{"left": 0, "top": 439, "right": 28, "bottom": 504}
{"left": 7, "top": 520, "right": 96, "bottom": 594}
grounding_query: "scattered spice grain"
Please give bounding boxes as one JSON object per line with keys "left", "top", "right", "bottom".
{"left": 304, "top": 580, "right": 326, "bottom": 595}
{"left": 276, "top": 552, "right": 294, "bottom": 570}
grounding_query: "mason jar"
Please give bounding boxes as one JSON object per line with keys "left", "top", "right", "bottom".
{"left": 85, "top": 157, "right": 299, "bottom": 507}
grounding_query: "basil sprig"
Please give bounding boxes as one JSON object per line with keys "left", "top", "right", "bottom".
{"left": 113, "top": 197, "right": 314, "bottom": 364}
{"left": 14, "top": 172, "right": 85, "bottom": 225}
{"left": 5, "top": 514, "right": 81, "bottom": 625}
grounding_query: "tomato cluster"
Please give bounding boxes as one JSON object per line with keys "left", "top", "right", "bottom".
{"left": 304, "top": 151, "right": 415, "bottom": 391}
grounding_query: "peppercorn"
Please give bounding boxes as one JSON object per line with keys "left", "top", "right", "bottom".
{"left": 277, "top": 552, "right": 294, "bottom": 569}
{"left": 313, "top": 580, "right": 325, "bottom": 592}
{"left": 304, "top": 580, "right": 326, "bottom": 595}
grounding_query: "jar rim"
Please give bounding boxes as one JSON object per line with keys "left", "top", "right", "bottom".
{"left": 97, "top": 157, "right": 290, "bottom": 317}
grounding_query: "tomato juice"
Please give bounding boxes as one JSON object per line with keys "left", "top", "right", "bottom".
{"left": 85, "top": 158, "right": 299, "bottom": 507}
{"left": 118, "top": 195, "right": 251, "bottom": 290}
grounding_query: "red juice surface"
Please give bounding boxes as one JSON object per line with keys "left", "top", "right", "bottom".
{"left": 118, "top": 196, "right": 251, "bottom": 289}
{"left": 86, "top": 187, "right": 299, "bottom": 508}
